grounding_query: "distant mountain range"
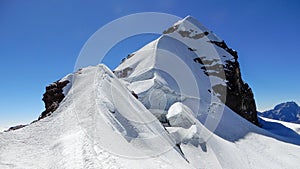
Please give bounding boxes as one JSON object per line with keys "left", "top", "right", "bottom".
{"left": 259, "top": 101, "right": 300, "bottom": 124}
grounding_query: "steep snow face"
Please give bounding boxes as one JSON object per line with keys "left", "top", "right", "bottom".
{"left": 259, "top": 101, "right": 300, "bottom": 124}
{"left": 115, "top": 16, "right": 258, "bottom": 125}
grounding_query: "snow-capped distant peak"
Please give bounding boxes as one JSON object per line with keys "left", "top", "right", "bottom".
{"left": 274, "top": 101, "right": 299, "bottom": 110}
{"left": 259, "top": 101, "right": 300, "bottom": 124}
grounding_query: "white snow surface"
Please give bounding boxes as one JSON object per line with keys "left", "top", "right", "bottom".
{"left": 1, "top": 16, "right": 300, "bottom": 169}
{"left": 166, "top": 102, "right": 196, "bottom": 128}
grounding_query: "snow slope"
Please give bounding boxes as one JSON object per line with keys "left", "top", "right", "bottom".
{"left": 261, "top": 117, "right": 300, "bottom": 135}
{"left": 0, "top": 16, "right": 299, "bottom": 169}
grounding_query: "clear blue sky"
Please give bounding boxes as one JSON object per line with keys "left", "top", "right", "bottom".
{"left": 1, "top": 0, "right": 299, "bottom": 127}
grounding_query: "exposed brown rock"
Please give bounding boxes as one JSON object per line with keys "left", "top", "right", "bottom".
{"left": 163, "top": 25, "right": 179, "bottom": 34}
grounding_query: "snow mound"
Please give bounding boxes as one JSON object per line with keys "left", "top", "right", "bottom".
{"left": 166, "top": 102, "right": 196, "bottom": 128}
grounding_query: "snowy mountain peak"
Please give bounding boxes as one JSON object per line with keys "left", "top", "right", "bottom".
{"left": 116, "top": 15, "right": 258, "bottom": 125}
{"left": 274, "top": 101, "right": 299, "bottom": 110}
{"left": 178, "top": 15, "right": 210, "bottom": 32}
{"left": 163, "top": 15, "right": 220, "bottom": 42}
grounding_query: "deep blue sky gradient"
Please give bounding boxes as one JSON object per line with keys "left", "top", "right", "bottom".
{"left": 0, "top": 0, "right": 299, "bottom": 126}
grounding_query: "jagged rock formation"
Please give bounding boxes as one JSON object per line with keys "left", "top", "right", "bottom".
{"left": 38, "top": 80, "right": 69, "bottom": 120}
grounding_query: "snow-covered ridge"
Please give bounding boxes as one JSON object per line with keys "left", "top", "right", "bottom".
{"left": 0, "top": 65, "right": 194, "bottom": 169}
{"left": 1, "top": 16, "right": 299, "bottom": 169}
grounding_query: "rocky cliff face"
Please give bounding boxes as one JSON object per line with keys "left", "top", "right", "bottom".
{"left": 192, "top": 40, "right": 258, "bottom": 125}
{"left": 209, "top": 41, "right": 258, "bottom": 125}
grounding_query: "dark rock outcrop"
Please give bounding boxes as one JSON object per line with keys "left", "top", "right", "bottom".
{"left": 4, "top": 124, "right": 27, "bottom": 132}
{"left": 4, "top": 80, "right": 69, "bottom": 132}
{"left": 38, "top": 80, "right": 69, "bottom": 120}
